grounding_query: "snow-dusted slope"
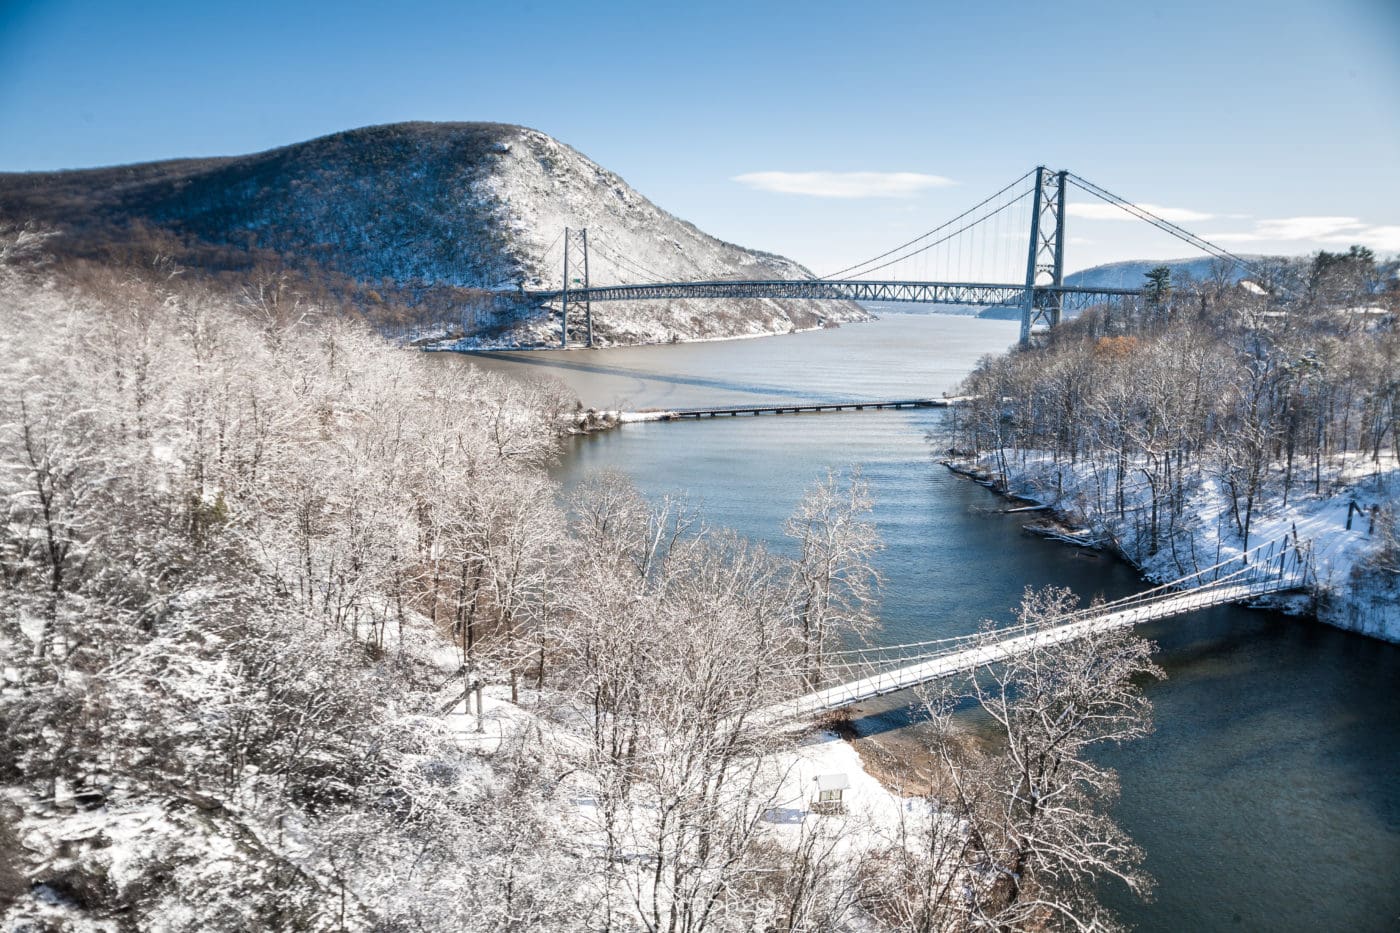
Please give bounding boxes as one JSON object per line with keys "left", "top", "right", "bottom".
{"left": 483, "top": 128, "right": 810, "bottom": 290}
{"left": 477, "top": 126, "right": 868, "bottom": 344}
{"left": 0, "top": 122, "right": 868, "bottom": 346}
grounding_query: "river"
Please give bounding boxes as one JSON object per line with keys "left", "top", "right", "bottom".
{"left": 443, "top": 312, "right": 1400, "bottom": 931}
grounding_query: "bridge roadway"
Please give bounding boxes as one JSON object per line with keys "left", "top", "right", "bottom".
{"left": 524, "top": 278, "right": 1141, "bottom": 313}
{"left": 748, "top": 575, "right": 1304, "bottom": 726}
{"left": 661, "top": 398, "right": 952, "bottom": 419}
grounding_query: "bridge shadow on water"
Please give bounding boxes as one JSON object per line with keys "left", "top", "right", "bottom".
{"left": 837, "top": 690, "right": 962, "bottom": 739}
{"left": 463, "top": 350, "right": 825, "bottom": 402}
{"left": 842, "top": 702, "right": 929, "bottom": 738}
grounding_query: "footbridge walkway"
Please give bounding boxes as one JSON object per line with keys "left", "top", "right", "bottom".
{"left": 751, "top": 538, "right": 1312, "bottom": 726}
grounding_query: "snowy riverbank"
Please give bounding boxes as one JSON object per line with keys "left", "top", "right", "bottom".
{"left": 944, "top": 451, "right": 1400, "bottom": 643}
{"left": 418, "top": 321, "right": 847, "bottom": 354}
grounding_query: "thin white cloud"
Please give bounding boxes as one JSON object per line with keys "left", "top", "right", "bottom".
{"left": 1321, "top": 225, "right": 1400, "bottom": 252}
{"left": 1210, "top": 216, "right": 1400, "bottom": 252}
{"left": 733, "top": 170, "right": 955, "bottom": 199}
{"left": 1067, "top": 202, "right": 1214, "bottom": 223}
{"left": 1255, "top": 216, "right": 1362, "bottom": 240}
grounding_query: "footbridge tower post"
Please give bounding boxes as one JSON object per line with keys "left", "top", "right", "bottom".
{"left": 1020, "top": 167, "right": 1068, "bottom": 347}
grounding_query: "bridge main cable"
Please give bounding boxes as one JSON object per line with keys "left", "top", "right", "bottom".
{"left": 822, "top": 169, "right": 1037, "bottom": 280}
{"left": 817, "top": 168, "right": 1041, "bottom": 280}
{"left": 832, "top": 190, "right": 1033, "bottom": 281}
{"left": 1064, "top": 172, "right": 1274, "bottom": 284}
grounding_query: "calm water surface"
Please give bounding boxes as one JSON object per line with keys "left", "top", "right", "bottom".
{"left": 445, "top": 314, "right": 1400, "bottom": 932}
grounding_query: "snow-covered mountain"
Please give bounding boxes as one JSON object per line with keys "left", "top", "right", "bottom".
{"left": 0, "top": 122, "right": 867, "bottom": 345}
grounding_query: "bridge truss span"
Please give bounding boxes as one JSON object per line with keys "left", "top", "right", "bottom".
{"left": 527, "top": 279, "right": 1141, "bottom": 313}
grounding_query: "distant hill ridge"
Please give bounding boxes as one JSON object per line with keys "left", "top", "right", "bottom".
{"left": 852, "top": 257, "right": 1267, "bottom": 322}
{"left": 0, "top": 122, "right": 866, "bottom": 345}
{"left": 1063, "top": 255, "right": 1260, "bottom": 290}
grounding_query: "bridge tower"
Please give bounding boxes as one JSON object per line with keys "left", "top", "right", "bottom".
{"left": 559, "top": 227, "right": 592, "bottom": 348}
{"left": 1019, "top": 167, "right": 1068, "bottom": 347}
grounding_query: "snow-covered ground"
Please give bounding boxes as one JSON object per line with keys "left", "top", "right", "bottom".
{"left": 764, "top": 729, "right": 922, "bottom": 846}
{"left": 955, "top": 450, "right": 1400, "bottom": 643}
{"left": 441, "top": 684, "right": 917, "bottom": 845}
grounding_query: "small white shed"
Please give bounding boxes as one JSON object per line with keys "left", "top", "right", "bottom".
{"left": 812, "top": 773, "right": 850, "bottom": 813}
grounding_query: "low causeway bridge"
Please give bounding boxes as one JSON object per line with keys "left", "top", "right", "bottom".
{"left": 751, "top": 537, "right": 1312, "bottom": 726}
{"left": 660, "top": 397, "right": 955, "bottom": 419}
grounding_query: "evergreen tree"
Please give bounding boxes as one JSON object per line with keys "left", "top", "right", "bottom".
{"left": 1144, "top": 264, "right": 1172, "bottom": 312}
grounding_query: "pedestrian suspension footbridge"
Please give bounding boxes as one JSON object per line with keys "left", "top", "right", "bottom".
{"left": 751, "top": 537, "right": 1312, "bottom": 726}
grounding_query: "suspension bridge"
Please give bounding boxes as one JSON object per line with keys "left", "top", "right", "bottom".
{"left": 510, "top": 167, "right": 1271, "bottom": 349}
{"left": 749, "top": 537, "right": 1312, "bottom": 726}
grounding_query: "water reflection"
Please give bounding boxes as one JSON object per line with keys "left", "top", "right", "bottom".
{"left": 452, "top": 348, "right": 819, "bottom": 400}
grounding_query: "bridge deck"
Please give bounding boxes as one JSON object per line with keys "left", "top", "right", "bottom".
{"left": 750, "top": 577, "right": 1302, "bottom": 726}
{"left": 521, "top": 279, "right": 1141, "bottom": 311}
{"left": 663, "top": 398, "right": 947, "bottom": 419}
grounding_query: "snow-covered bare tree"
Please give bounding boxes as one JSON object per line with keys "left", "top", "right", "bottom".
{"left": 916, "top": 587, "right": 1161, "bottom": 931}
{"left": 785, "top": 468, "right": 882, "bottom": 688}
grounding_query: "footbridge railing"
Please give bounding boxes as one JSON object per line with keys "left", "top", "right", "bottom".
{"left": 751, "top": 537, "right": 1312, "bottom": 725}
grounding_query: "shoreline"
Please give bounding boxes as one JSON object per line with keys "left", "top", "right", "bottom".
{"left": 938, "top": 455, "right": 1400, "bottom": 644}
{"left": 829, "top": 714, "right": 945, "bottom": 798}
{"left": 420, "top": 320, "right": 854, "bottom": 355}
{"left": 941, "top": 457, "right": 1108, "bottom": 547}
{"left": 425, "top": 307, "right": 1019, "bottom": 356}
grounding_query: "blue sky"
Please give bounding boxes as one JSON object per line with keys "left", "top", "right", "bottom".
{"left": 1, "top": 0, "right": 1397, "bottom": 273}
